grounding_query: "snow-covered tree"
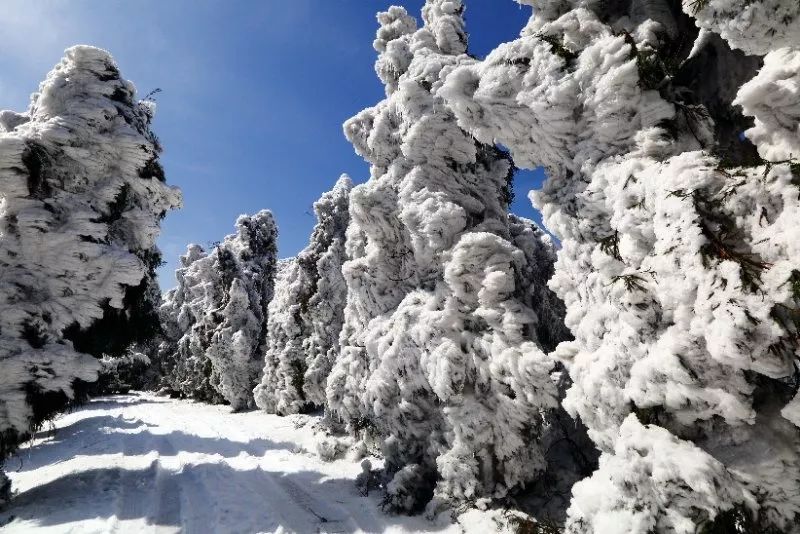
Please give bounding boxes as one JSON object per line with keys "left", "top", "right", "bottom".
{"left": 440, "top": 1, "right": 800, "bottom": 530}
{"left": 207, "top": 278, "right": 262, "bottom": 410}
{"left": 254, "top": 258, "right": 310, "bottom": 414}
{"left": 206, "top": 211, "right": 277, "bottom": 410}
{"left": 162, "top": 211, "right": 277, "bottom": 409}
{"left": 160, "top": 244, "right": 223, "bottom": 402}
{"left": 325, "top": 2, "right": 571, "bottom": 513}
{"left": 0, "top": 46, "right": 180, "bottom": 481}
{"left": 254, "top": 175, "right": 352, "bottom": 414}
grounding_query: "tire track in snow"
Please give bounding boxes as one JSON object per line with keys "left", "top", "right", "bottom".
{"left": 270, "top": 474, "right": 356, "bottom": 533}
{"left": 122, "top": 399, "right": 383, "bottom": 533}
{"left": 3, "top": 394, "right": 464, "bottom": 534}
{"left": 110, "top": 423, "right": 183, "bottom": 533}
{"left": 174, "top": 464, "right": 219, "bottom": 533}
{"left": 153, "top": 462, "right": 183, "bottom": 527}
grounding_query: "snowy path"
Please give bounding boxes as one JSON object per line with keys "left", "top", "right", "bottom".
{"left": 0, "top": 394, "right": 497, "bottom": 534}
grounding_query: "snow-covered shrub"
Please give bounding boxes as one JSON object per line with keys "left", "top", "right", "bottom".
{"left": 0, "top": 46, "right": 180, "bottom": 475}
{"left": 93, "top": 351, "right": 152, "bottom": 395}
{"left": 325, "top": 1, "right": 572, "bottom": 513}
{"left": 384, "top": 464, "right": 433, "bottom": 514}
{"left": 162, "top": 211, "right": 277, "bottom": 409}
{"left": 356, "top": 459, "right": 377, "bottom": 496}
{"left": 441, "top": 1, "right": 800, "bottom": 530}
{"left": 254, "top": 176, "right": 351, "bottom": 414}
{"left": 315, "top": 435, "right": 350, "bottom": 462}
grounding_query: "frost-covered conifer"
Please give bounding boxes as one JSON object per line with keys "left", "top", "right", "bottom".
{"left": 254, "top": 258, "right": 310, "bottom": 414}
{"left": 206, "top": 211, "right": 277, "bottom": 410}
{"left": 162, "top": 211, "right": 277, "bottom": 409}
{"left": 160, "top": 245, "right": 212, "bottom": 400}
{"left": 254, "top": 175, "right": 352, "bottom": 414}
{"left": 160, "top": 244, "right": 222, "bottom": 402}
{"left": 207, "top": 278, "right": 261, "bottom": 410}
{"left": 441, "top": 1, "right": 800, "bottom": 530}
{"left": 325, "top": 2, "right": 570, "bottom": 513}
{"left": 0, "top": 46, "right": 180, "bottom": 479}
{"left": 94, "top": 351, "right": 152, "bottom": 395}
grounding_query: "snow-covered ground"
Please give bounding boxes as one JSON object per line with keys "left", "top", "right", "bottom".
{"left": 0, "top": 393, "right": 512, "bottom": 534}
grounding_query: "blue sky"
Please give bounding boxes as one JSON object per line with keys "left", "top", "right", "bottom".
{"left": 0, "top": 0, "right": 546, "bottom": 288}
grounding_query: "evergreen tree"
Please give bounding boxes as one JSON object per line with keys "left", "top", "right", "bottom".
{"left": 162, "top": 211, "right": 277, "bottom": 409}
{"left": 160, "top": 244, "right": 223, "bottom": 402}
{"left": 325, "top": 1, "right": 572, "bottom": 514}
{"left": 207, "top": 278, "right": 261, "bottom": 410}
{"left": 255, "top": 258, "right": 311, "bottom": 414}
{"left": 302, "top": 176, "right": 352, "bottom": 407}
{"left": 254, "top": 175, "right": 352, "bottom": 414}
{"left": 0, "top": 46, "right": 180, "bottom": 490}
{"left": 441, "top": 1, "right": 800, "bottom": 530}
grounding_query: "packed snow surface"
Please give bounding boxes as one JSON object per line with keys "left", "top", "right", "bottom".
{"left": 0, "top": 393, "right": 514, "bottom": 533}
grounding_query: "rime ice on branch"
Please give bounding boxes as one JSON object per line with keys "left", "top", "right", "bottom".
{"left": 162, "top": 211, "right": 277, "bottom": 410}
{"left": 325, "top": 0, "right": 571, "bottom": 514}
{"left": 254, "top": 175, "right": 352, "bottom": 415}
{"left": 0, "top": 46, "right": 180, "bottom": 472}
{"left": 441, "top": 1, "right": 800, "bottom": 531}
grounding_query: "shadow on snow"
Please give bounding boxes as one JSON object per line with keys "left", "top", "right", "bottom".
{"left": 10, "top": 414, "right": 294, "bottom": 474}
{"left": 2, "top": 460, "right": 451, "bottom": 533}
{"left": 0, "top": 395, "right": 453, "bottom": 532}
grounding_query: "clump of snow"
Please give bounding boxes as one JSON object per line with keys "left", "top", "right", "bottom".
{"left": 566, "top": 415, "right": 754, "bottom": 534}
{"left": 784, "top": 394, "right": 800, "bottom": 428}
{"left": 0, "top": 46, "right": 180, "bottom": 474}
{"left": 734, "top": 48, "right": 800, "bottom": 161}
{"left": 684, "top": 0, "right": 800, "bottom": 56}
